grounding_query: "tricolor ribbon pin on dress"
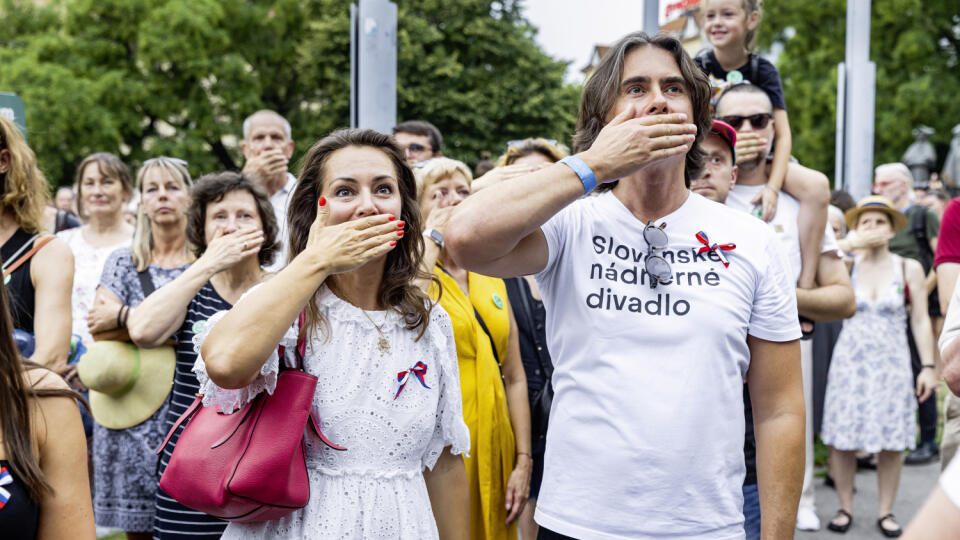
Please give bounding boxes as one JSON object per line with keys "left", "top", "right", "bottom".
{"left": 0, "top": 467, "right": 12, "bottom": 509}
{"left": 394, "top": 361, "right": 430, "bottom": 400}
{"left": 696, "top": 231, "right": 736, "bottom": 268}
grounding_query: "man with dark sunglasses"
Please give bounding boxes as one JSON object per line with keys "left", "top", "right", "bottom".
{"left": 392, "top": 120, "right": 442, "bottom": 164}
{"left": 695, "top": 115, "right": 856, "bottom": 536}
{"left": 445, "top": 32, "right": 805, "bottom": 540}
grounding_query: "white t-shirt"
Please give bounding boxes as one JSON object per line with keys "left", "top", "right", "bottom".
{"left": 725, "top": 184, "right": 840, "bottom": 283}
{"left": 943, "top": 453, "right": 960, "bottom": 509}
{"left": 533, "top": 190, "right": 800, "bottom": 540}
{"left": 265, "top": 172, "right": 297, "bottom": 272}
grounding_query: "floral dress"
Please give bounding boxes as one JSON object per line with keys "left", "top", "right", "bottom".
{"left": 92, "top": 248, "right": 188, "bottom": 531}
{"left": 821, "top": 255, "right": 917, "bottom": 452}
{"left": 193, "top": 285, "right": 470, "bottom": 539}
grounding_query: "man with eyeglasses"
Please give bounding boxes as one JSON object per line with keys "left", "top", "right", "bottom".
{"left": 240, "top": 109, "right": 295, "bottom": 271}
{"left": 392, "top": 120, "right": 442, "bottom": 164}
{"left": 694, "top": 113, "right": 855, "bottom": 536}
{"left": 444, "top": 32, "right": 804, "bottom": 540}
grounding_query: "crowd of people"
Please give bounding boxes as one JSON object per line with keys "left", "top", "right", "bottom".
{"left": 3, "top": 1, "right": 960, "bottom": 539}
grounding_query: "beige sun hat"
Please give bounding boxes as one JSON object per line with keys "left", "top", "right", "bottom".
{"left": 78, "top": 341, "right": 175, "bottom": 429}
{"left": 844, "top": 195, "right": 908, "bottom": 233}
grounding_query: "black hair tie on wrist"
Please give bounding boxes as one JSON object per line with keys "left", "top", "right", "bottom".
{"left": 117, "top": 305, "right": 129, "bottom": 328}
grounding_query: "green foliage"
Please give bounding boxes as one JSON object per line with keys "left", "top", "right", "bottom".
{"left": 0, "top": 0, "right": 579, "bottom": 187}
{"left": 757, "top": 1, "right": 960, "bottom": 182}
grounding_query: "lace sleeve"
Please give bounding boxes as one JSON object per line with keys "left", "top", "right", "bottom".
{"left": 191, "top": 309, "right": 299, "bottom": 414}
{"left": 422, "top": 306, "right": 471, "bottom": 470}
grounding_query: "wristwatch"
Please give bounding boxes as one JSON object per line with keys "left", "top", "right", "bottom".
{"left": 423, "top": 228, "right": 444, "bottom": 248}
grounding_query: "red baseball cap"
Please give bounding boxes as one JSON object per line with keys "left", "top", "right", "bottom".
{"left": 709, "top": 120, "right": 737, "bottom": 163}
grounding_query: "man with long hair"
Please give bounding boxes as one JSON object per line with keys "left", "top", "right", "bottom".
{"left": 445, "top": 32, "right": 804, "bottom": 538}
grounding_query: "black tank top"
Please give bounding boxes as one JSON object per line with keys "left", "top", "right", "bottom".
{"left": 0, "top": 459, "right": 40, "bottom": 539}
{"left": 1, "top": 229, "right": 38, "bottom": 333}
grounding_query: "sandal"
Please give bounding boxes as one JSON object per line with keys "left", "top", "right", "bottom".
{"left": 877, "top": 514, "right": 902, "bottom": 538}
{"left": 827, "top": 509, "right": 853, "bottom": 533}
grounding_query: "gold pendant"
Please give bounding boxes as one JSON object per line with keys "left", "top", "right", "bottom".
{"left": 378, "top": 335, "right": 391, "bottom": 356}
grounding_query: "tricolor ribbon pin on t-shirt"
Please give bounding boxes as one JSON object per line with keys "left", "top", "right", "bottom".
{"left": 0, "top": 467, "right": 12, "bottom": 508}
{"left": 696, "top": 231, "right": 736, "bottom": 268}
{"left": 394, "top": 361, "right": 431, "bottom": 400}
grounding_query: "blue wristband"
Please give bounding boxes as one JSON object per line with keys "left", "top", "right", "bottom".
{"left": 559, "top": 156, "right": 597, "bottom": 194}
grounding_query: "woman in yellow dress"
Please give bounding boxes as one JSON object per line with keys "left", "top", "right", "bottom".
{"left": 415, "top": 157, "right": 531, "bottom": 540}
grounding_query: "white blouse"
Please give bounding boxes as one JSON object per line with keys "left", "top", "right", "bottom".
{"left": 193, "top": 285, "right": 470, "bottom": 539}
{"left": 56, "top": 227, "right": 129, "bottom": 345}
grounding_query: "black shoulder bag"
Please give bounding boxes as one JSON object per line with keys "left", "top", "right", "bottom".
{"left": 506, "top": 277, "right": 554, "bottom": 438}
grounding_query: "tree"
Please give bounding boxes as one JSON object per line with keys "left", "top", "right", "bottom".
{"left": 0, "top": 0, "right": 579, "bottom": 187}
{"left": 757, "top": 1, "right": 960, "bottom": 183}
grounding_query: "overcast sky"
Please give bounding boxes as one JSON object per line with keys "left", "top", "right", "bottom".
{"left": 523, "top": 0, "right": 650, "bottom": 82}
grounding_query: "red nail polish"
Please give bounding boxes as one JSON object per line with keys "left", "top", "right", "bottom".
{"left": 388, "top": 215, "right": 396, "bottom": 221}
{"left": 318, "top": 196, "right": 326, "bottom": 207}
{"left": 397, "top": 221, "right": 406, "bottom": 228}
{"left": 389, "top": 241, "right": 397, "bottom": 246}
{"left": 397, "top": 230, "right": 405, "bottom": 237}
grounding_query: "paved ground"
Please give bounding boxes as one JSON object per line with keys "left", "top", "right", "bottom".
{"left": 797, "top": 460, "right": 942, "bottom": 539}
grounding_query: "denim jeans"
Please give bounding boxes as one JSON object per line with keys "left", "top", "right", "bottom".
{"left": 742, "top": 483, "right": 761, "bottom": 540}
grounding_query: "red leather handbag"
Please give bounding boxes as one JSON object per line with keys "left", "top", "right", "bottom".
{"left": 156, "top": 319, "right": 345, "bottom": 523}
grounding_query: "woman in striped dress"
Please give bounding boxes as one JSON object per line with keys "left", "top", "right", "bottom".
{"left": 127, "top": 171, "right": 278, "bottom": 538}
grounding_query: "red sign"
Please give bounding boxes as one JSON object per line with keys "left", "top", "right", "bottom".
{"left": 665, "top": 0, "right": 701, "bottom": 18}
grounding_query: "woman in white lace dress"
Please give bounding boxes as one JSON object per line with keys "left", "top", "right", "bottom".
{"left": 56, "top": 153, "right": 135, "bottom": 346}
{"left": 196, "top": 129, "right": 471, "bottom": 539}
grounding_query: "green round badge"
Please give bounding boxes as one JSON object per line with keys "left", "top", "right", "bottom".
{"left": 492, "top": 293, "right": 504, "bottom": 309}
{"left": 726, "top": 70, "right": 744, "bottom": 83}
{"left": 192, "top": 319, "right": 207, "bottom": 335}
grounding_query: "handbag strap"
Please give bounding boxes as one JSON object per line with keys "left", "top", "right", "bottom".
{"left": 511, "top": 277, "right": 553, "bottom": 379}
{"left": 277, "top": 311, "right": 308, "bottom": 371}
{"left": 2, "top": 235, "right": 53, "bottom": 278}
{"left": 155, "top": 396, "right": 203, "bottom": 455}
{"left": 138, "top": 269, "right": 156, "bottom": 297}
{"left": 436, "top": 263, "right": 501, "bottom": 366}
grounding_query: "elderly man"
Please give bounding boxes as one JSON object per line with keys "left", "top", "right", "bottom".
{"left": 445, "top": 32, "right": 805, "bottom": 539}
{"left": 240, "top": 109, "right": 295, "bottom": 271}
{"left": 693, "top": 113, "right": 855, "bottom": 536}
{"left": 392, "top": 120, "right": 442, "bottom": 164}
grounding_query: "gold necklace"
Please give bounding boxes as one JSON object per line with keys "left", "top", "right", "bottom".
{"left": 361, "top": 310, "right": 391, "bottom": 356}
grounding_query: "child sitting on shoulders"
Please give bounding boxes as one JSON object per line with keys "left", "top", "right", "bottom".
{"left": 697, "top": 0, "right": 829, "bottom": 289}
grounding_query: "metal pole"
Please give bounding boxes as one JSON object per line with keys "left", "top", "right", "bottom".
{"left": 350, "top": 0, "right": 397, "bottom": 133}
{"left": 841, "top": 0, "right": 875, "bottom": 200}
{"left": 834, "top": 63, "right": 846, "bottom": 191}
{"left": 643, "top": 0, "right": 659, "bottom": 36}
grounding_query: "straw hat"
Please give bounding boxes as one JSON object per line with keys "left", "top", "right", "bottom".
{"left": 78, "top": 341, "right": 175, "bottom": 429}
{"left": 844, "top": 195, "right": 908, "bottom": 232}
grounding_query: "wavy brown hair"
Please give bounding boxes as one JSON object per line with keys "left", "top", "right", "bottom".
{"left": 186, "top": 171, "right": 279, "bottom": 268}
{"left": 0, "top": 256, "right": 85, "bottom": 501}
{"left": 0, "top": 116, "right": 49, "bottom": 234}
{"left": 573, "top": 32, "right": 712, "bottom": 189}
{"left": 289, "top": 129, "right": 434, "bottom": 340}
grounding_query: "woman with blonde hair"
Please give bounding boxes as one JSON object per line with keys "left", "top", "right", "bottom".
{"left": 0, "top": 116, "right": 74, "bottom": 373}
{"left": 471, "top": 138, "right": 569, "bottom": 192}
{"left": 417, "top": 157, "right": 531, "bottom": 540}
{"left": 484, "top": 138, "right": 568, "bottom": 540}
{"left": 85, "top": 157, "right": 193, "bottom": 539}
